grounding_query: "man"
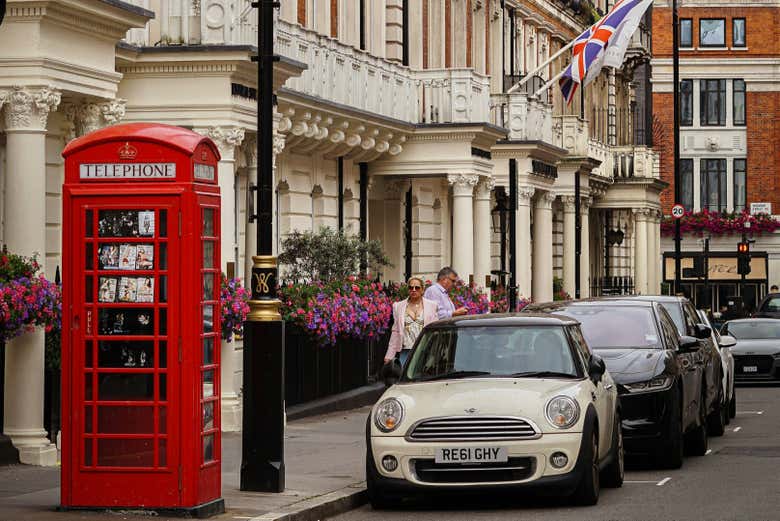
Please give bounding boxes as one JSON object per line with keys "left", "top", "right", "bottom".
{"left": 424, "top": 267, "right": 469, "bottom": 320}
{"left": 771, "top": 285, "right": 779, "bottom": 293}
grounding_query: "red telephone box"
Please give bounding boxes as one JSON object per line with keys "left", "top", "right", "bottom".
{"left": 61, "top": 123, "right": 224, "bottom": 516}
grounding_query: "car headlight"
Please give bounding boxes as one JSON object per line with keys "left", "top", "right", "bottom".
{"left": 374, "top": 398, "right": 404, "bottom": 433}
{"left": 545, "top": 396, "right": 580, "bottom": 429}
{"left": 623, "top": 375, "right": 674, "bottom": 393}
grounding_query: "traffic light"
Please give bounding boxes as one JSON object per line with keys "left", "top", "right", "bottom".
{"left": 737, "top": 241, "right": 751, "bottom": 275}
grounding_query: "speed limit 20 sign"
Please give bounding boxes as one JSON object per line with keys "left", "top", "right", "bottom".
{"left": 671, "top": 204, "right": 685, "bottom": 219}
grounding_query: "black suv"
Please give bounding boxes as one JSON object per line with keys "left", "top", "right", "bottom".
{"left": 605, "top": 295, "right": 725, "bottom": 436}
{"left": 524, "top": 299, "right": 711, "bottom": 468}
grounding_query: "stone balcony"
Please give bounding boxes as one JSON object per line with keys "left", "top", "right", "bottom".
{"left": 612, "top": 145, "right": 659, "bottom": 179}
{"left": 552, "top": 115, "right": 589, "bottom": 158}
{"left": 490, "top": 92, "right": 553, "bottom": 142}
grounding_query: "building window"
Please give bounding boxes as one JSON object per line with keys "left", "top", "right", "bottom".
{"left": 700, "top": 19, "right": 726, "bottom": 47}
{"left": 733, "top": 18, "right": 746, "bottom": 47}
{"left": 680, "top": 19, "right": 693, "bottom": 47}
{"left": 734, "top": 159, "right": 746, "bottom": 212}
{"left": 680, "top": 80, "right": 693, "bottom": 126}
{"left": 681, "top": 159, "right": 694, "bottom": 210}
{"left": 700, "top": 159, "right": 727, "bottom": 212}
{"left": 733, "top": 79, "right": 746, "bottom": 126}
{"left": 700, "top": 79, "right": 726, "bottom": 126}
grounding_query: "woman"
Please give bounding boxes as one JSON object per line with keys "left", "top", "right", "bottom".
{"left": 384, "top": 277, "right": 439, "bottom": 367}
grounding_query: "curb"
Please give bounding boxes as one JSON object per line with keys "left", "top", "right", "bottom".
{"left": 286, "top": 383, "right": 385, "bottom": 421}
{"left": 248, "top": 483, "right": 367, "bottom": 521}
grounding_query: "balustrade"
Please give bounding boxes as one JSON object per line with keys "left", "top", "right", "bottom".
{"left": 490, "top": 92, "right": 552, "bottom": 142}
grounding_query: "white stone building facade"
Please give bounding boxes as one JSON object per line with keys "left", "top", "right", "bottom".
{"left": 0, "top": 0, "right": 662, "bottom": 464}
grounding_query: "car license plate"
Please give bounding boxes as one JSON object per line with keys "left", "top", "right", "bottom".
{"left": 434, "top": 447, "right": 508, "bottom": 464}
{"left": 743, "top": 366, "right": 758, "bottom": 373}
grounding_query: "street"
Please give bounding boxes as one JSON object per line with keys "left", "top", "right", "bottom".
{"left": 334, "top": 385, "right": 780, "bottom": 521}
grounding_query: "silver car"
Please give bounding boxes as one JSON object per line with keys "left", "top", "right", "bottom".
{"left": 721, "top": 318, "right": 780, "bottom": 384}
{"left": 698, "top": 310, "right": 736, "bottom": 423}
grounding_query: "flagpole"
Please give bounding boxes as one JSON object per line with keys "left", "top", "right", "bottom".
{"left": 532, "top": 69, "right": 567, "bottom": 97}
{"left": 508, "top": 38, "right": 576, "bottom": 93}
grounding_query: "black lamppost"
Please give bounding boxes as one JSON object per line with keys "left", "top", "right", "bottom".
{"left": 491, "top": 187, "right": 509, "bottom": 288}
{"left": 241, "top": 0, "right": 285, "bottom": 493}
{"left": 672, "top": 0, "right": 682, "bottom": 295}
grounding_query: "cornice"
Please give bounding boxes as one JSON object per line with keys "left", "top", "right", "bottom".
{"left": 6, "top": 0, "right": 151, "bottom": 41}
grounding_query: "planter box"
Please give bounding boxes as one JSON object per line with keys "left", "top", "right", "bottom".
{"left": 285, "top": 327, "right": 390, "bottom": 407}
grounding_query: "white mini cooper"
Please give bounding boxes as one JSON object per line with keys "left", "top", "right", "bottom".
{"left": 367, "top": 314, "right": 623, "bottom": 508}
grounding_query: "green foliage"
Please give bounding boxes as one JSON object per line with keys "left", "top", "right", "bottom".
{"left": 278, "top": 227, "right": 391, "bottom": 281}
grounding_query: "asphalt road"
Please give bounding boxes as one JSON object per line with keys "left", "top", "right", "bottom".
{"left": 332, "top": 385, "right": 780, "bottom": 521}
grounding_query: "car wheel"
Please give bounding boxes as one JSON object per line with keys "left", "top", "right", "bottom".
{"left": 707, "top": 388, "right": 726, "bottom": 437}
{"left": 685, "top": 389, "right": 709, "bottom": 457}
{"left": 729, "top": 391, "right": 737, "bottom": 419}
{"left": 366, "top": 448, "right": 396, "bottom": 510}
{"left": 572, "top": 430, "right": 600, "bottom": 505}
{"left": 601, "top": 413, "right": 624, "bottom": 488}
{"left": 659, "top": 387, "right": 684, "bottom": 469}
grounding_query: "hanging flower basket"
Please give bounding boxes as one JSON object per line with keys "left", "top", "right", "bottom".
{"left": 220, "top": 275, "right": 251, "bottom": 342}
{"left": 661, "top": 210, "right": 780, "bottom": 237}
{"left": 0, "top": 250, "right": 61, "bottom": 343}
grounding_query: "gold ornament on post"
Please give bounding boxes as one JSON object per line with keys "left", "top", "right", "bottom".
{"left": 247, "top": 255, "right": 282, "bottom": 321}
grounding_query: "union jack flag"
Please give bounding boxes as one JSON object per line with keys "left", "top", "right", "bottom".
{"left": 559, "top": 0, "right": 652, "bottom": 104}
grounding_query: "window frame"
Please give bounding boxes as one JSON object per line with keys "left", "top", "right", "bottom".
{"left": 733, "top": 79, "right": 746, "bottom": 126}
{"left": 699, "top": 18, "right": 726, "bottom": 47}
{"left": 680, "top": 79, "right": 694, "bottom": 126}
{"left": 734, "top": 158, "right": 747, "bottom": 212}
{"left": 680, "top": 158, "right": 694, "bottom": 211}
{"left": 700, "top": 79, "right": 727, "bottom": 126}
{"left": 700, "top": 158, "right": 728, "bottom": 213}
{"left": 732, "top": 18, "right": 746, "bottom": 47}
{"left": 680, "top": 18, "right": 693, "bottom": 48}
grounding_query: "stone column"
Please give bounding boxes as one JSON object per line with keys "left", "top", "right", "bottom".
{"left": 197, "top": 126, "right": 245, "bottom": 432}
{"left": 384, "top": 179, "right": 408, "bottom": 282}
{"left": 473, "top": 177, "right": 494, "bottom": 291}
{"left": 654, "top": 210, "right": 662, "bottom": 293}
{"left": 62, "top": 99, "right": 127, "bottom": 140}
{"left": 580, "top": 197, "right": 592, "bottom": 298}
{"left": 634, "top": 209, "right": 649, "bottom": 295}
{"left": 561, "top": 196, "right": 577, "bottom": 297}
{"left": 516, "top": 187, "right": 535, "bottom": 299}
{"left": 448, "top": 174, "right": 479, "bottom": 279}
{"left": 0, "top": 86, "right": 60, "bottom": 465}
{"left": 532, "top": 192, "right": 556, "bottom": 303}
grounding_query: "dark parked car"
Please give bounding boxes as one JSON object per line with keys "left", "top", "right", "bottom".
{"left": 605, "top": 295, "right": 725, "bottom": 436}
{"left": 524, "top": 299, "right": 709, "bottom": 468}
{"left": 721, "top": 318, "right": 780, "bottom": 381}
{"left": 753, "top": 293, "right": 780, "bottom": 319}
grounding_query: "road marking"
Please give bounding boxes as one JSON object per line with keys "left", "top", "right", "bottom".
{"left": 657, "top": 477, "right": 672, "bottom": 486}
{"left": 705, "top": 449, "right": 712, "bottom": 455}
{"left": 624, "top": 480, "right": 658, "bottom": 484}
{"left": 734, "top": 426, "right": 742, "bottom": 432}
{"left": 739, "top": 410, "right": 764, "bottom": 415}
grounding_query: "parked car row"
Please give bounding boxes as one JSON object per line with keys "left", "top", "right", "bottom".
{"left": 366, "top": 293, "right": 744, "bottom": 509}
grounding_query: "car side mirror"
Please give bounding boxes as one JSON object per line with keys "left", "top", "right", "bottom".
{"left": 693, "top": 323, "right": 712, "bottom": 339}
{"left": 588, "top": 354, "right": 606, "bottom": 382}
{"left": 719, "top": 335, "right": 737, "bottom": 349}
{"left": 679, "top": 335, "right": 700, "bottom": 353}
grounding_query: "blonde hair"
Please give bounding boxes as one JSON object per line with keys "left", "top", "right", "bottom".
{"left": 407, "top": 276, "right": 424, "bottom": 287}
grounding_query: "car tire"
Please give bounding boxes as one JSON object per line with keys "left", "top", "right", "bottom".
{"left": 572, "top": 430, "right": 600, "bottom": 505}
{"left": 707, "top": 388, "right": 726, "bottom": 437}
{"left": 685, "top": 389, "right": 709, "bottom": 457}
{"left": 365, "top": 447, "right": 396, "bottom": 510}
{"left": 729, "top": 391, "right": 737, "bottom": 420}
{"left": 658, "top": 387, "right": 684, "bottom": 470}
{"left": 601, "top": 413, "right": 624, "bottom": 488}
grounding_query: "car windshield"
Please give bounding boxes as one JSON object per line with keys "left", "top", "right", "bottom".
{"left": 660, "top": 302, "right": 685, "bottom": 335}
{"left": 723, "top": 321, "right": 780, "bottom": 340}
{"left": 402, "top": 326, "right": 580, "bottom": 382}
{"left": 759, "top": 297, "right": 780, "bottom": 313}
{"left": 553, "top": 306, "right": 662, "bottom": 349}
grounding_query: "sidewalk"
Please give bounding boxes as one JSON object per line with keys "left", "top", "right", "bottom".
{"left": 0, "top": 406, "right": 372, "bottom": 521}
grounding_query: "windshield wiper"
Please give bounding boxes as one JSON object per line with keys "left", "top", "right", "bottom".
{"left": 420, "top": 370, "right": 492, "bottom": 381}
{"left": 508, "top": 371, "right": 578, "bottom": 379}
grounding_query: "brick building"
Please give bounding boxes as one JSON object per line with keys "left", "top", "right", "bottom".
{"left": 652, "top": 0, "right": 780, "bottom": 311}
